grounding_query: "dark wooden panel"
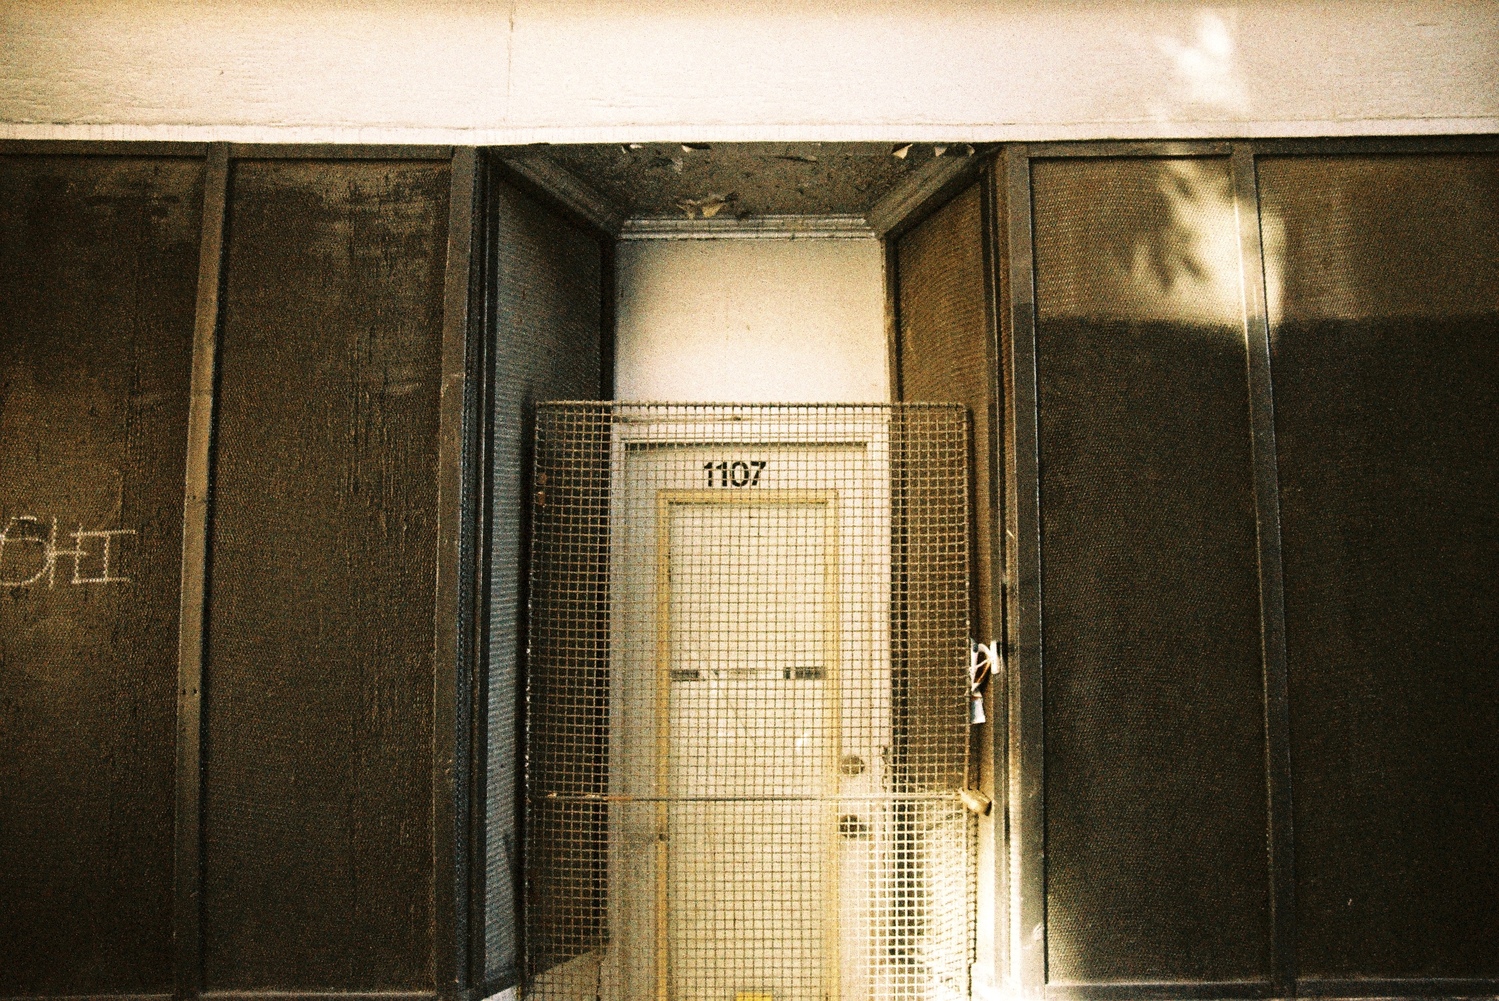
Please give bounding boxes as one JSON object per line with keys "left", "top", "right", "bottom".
{"left": 485, "top": 167, "right": 606, "bottom": 983}
{"left": 1030, "top": 157, "right": 1269, "bottom": 983}
{"left": 202, "top": 158, "right": 450, "bottom": 989}
{"left": 0, "top": 154, "right": 201, "bottom": 995}
{"left": 1260, "top": 153, "right": 1499, "bottom": 979}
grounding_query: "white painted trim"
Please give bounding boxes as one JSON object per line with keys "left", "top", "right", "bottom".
{"left": 3, "top": 119, "right": 1498, "bottom": 146}
{"left": 971, "top": 962, "right": 1006, "bottom": 1001}
{"left": 619, "top": 215, "right": 874, "bottom": 241}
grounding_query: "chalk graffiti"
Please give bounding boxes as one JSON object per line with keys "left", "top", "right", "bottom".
{"left": 0, "top": 515, "right": 137, "bottom": 588}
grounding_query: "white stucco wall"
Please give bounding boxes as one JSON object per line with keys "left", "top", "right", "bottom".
{"left": 613, "top": 238, "right": 887, "bottom": 404}
{"left": 1, "top": 0, "right": 1495, "bottom": 143}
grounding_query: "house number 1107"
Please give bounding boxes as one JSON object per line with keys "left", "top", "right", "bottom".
{"left": 703, "top": 460, "right": 766, "bottom": 487}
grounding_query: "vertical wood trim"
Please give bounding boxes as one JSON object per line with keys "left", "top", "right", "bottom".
{"left": 175, "top": 141, "right": 228, "bottom": 1001}
{"left": 1232, "top": 144, "right": 1296, "bottom": 995}
{"left": 1002, "top": 146, "right": 1046, "bottom": 1000}
{"left": 435, "top": 146, "right": 479, "bottom": 998}
{"left": 883, "top": 237, "right": 903, "bottom": 401}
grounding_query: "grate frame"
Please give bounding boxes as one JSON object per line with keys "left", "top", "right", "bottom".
{"left": 525, "top": 402, "right": 975, "bottom": 1001}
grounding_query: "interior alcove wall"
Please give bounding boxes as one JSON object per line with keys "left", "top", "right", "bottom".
{"left": 613, "top": 237, "right": 887, "bottom": 403}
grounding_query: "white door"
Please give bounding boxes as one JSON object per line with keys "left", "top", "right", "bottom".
{"left": 663, "top": 494, "right": 838, "bottom": 1001}
{"left": 602, "top": 411, "right": 891, "bottom": 1001}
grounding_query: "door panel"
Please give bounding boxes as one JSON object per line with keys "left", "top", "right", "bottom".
{"left": 666, "top": 499, "right": 836, "bottom": 1001}
{"left": 0, "top": 152, "right": 201, "bottom": 997}
{"left": 609, "top": 421, "right": 887, "bottom": 1001}
{"left": 1261, "top": 152, "right": 1499, "bottom": 979}
{"left": 1028, "top": 155, "right": 1270, "bottom": 983}
{"left": 203, "top": 157, "right": 448, "bottom": 989}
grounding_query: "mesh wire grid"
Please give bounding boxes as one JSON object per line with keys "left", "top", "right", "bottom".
{"left": 526, "top": 403, "right": 975, "bottom": 1001}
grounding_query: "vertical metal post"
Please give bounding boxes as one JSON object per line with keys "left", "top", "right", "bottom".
{"left": 436, "top": 146, "right": 480, "bottom": 999}
{"left": 175, "top": 141, "right": 228, "bottom": 1001}
{"left": 979, "top": 158, "right": 1010, "bottom": 995}
{"left": 1002, "top": 146, "right": 1046, "bottom": 1001}
{"left": 1232, "top": 143, "right": 1296, "bottom": 997}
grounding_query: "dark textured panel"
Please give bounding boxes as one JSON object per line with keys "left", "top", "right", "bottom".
{"left": 894, "top": 182, "right": 992, "bottom": 797}
{"left": 486, "top": 171, "right": 605, "bottom": 979}
{"left": 0, "top": 155, "right": 200, "bottom": 994}
{"left": 1260, "top": 153, "right": 1499, "bottom": 979}
{"left": 1031, "top": 157, "right": 1269, "bottom": 982}
{"left": 203, "top": 159, "right": 448, "bottom": 989}
{"left": 898, "top": 183, "right": 998, "bottom": 643}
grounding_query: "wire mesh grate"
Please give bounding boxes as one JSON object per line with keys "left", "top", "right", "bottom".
{"left": 526, "top": 403, "right": 974, "bottom": 1001}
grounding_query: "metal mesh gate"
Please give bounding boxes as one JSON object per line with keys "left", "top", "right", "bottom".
{"left": 526, "top": 403, "right": 974, "bottom": 1001}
